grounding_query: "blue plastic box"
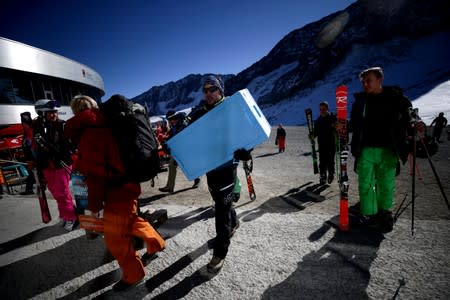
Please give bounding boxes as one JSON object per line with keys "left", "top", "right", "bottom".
{"left": 166, "top": 89, "right": 271, "bottom": 180}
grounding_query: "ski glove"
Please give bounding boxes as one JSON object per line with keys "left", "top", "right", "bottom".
{"left": 233, "top": 148, "right": 252, "bottom": 161}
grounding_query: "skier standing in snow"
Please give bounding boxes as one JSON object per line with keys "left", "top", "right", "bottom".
{"left": 65, "top": 95, "right": 165, "bottom": 292}
{"left": 311, "top": 101, "right": 337, "bottom": 184}
{"left": 275, "top": 124, "right": 286, "bottom": 152}
{"left": 349, "top": 67, "right": 412, "bottom": 233}
{"left": 430, "top": 112, "right": 447, "bottom": 143}
{"left": 32, "top": 100, "right": 77, "bottom": 230}
{"left": 186, "top": 75, "right": 248, "bottom": 273}
{"left": 159, "top": 110, "right": 200, "bottom": 193}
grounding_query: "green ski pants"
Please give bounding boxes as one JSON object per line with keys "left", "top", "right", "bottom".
{"left": 356, "top": 147, "right": 398, "bottom": 216}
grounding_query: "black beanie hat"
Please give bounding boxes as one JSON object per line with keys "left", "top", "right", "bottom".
{"left": 203, "top": 75, "right": 224, "bottom": 95}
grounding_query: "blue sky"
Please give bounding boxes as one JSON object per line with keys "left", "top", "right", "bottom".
{"left": 1, "top": 0, "right": 356, "bottom": 100}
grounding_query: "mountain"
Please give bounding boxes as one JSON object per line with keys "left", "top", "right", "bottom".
{"left": 132, "top": 0, "right": 450, "bottom": 125}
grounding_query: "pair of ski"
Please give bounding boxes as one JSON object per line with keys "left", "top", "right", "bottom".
{"left": 20, "top": 112, "right": 51, "bottom": 224}
{"left": 243, "top": 159, "right": 256, "bottom": 201}
{"left": 305, "top": 85, "right": 349, "bottom": 231}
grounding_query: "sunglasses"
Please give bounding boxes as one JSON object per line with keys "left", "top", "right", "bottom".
{"left": 203, "top": 86, "right": 219, "bottom": 94}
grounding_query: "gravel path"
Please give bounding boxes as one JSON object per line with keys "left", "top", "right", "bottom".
{"left": 0, "top": 126, "right": 449, "bottom": 299}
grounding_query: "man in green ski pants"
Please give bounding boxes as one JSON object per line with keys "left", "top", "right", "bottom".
{"left": 350, "top": 67, "right": 413, "bottom": 233}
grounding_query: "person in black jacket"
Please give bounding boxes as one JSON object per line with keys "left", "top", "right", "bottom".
{"left": 187, "top": 75, "right": 249, "bottom": 273}
{"left": 349, "top": 67, "right": 412, "bottom": 232}
{"left": 430, "top": 112, "right": 447, "bottom": 143}
{"left": 312, "top": 101, "right": 337, "bottom": 184}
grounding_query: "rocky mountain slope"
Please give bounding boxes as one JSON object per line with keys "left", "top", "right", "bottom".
{"left": 132, "top": 0, "right": 450, "bottom": 124}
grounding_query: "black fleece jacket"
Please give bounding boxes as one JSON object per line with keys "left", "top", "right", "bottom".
{"left": 349, "top": 86, "right": 412, "bottom": 164}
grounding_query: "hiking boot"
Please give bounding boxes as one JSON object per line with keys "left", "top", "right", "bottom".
{"left": 327, "top": 174, "right": 334, "bottom": 184}
{"left": 58, "top": 218, "right": 66, "bottom": 227}
{"left": 64, "top": 220, "right": 75, "bottom": 231}
{"left": 141, "top": 252, "right": 158, "bottom": 266}
{"left": 207, "top": 256, "right": 225, "bottom": 273}
{"left": 378, "top": 210, "right": 394, "bottom": 233}
{"left": 158, "top": 187, "right": 174, "bottom": 193}
{"left": 112, "top": 278, "right": 144, "bottom": 292}
{"left": 192, "top": 178, "right": 201, "bottom": 188}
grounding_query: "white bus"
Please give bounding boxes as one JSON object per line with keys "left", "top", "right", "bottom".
{"left": 0, "top": 37, "right": 105, "bottom": 137}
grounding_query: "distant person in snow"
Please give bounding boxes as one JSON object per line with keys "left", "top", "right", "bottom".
{"left": 158, "top": 110, "right": 200, "bottom": 193}
{"left": 275, "top": 124, "right": 286, "bottom": 153}
{"left": 65, "top": 95, "right": 165, "bottom": 293}
{"left": 311, "top": 101, "right": 337, "bottom": 184}
{"left": 185, "top": 75, "right": 248, "bottom": 273}
{"left": 349, "top": 67, "right": 413, "bottom": 233}
{"left": 430, "top": 112, "right": 447, "bottom": 143}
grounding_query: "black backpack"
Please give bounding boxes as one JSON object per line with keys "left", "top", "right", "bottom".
{"left": 100, "top": 94, "right": 160, "bottom": 183}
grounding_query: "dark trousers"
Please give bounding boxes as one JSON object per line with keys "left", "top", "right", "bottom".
{"left": 207, "top": 165, "right": 238, "bottom": 259}
{"left": 319, "top": 143, "right": 336, "bottom": 176}
{"left": 211, "top": 197, "right": 237, "bottom": 259}
{"left": 432, "top": 127, "right": 443, "bottom": 142}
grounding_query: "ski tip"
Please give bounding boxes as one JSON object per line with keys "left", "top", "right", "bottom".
{"left": 336, "top": 85, "right": 348, "bottom": 94}
{"left": 336, "top": 85, "right": 348, "bottom": 95}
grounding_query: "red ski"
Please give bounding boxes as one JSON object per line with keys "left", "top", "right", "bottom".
{"left": 33, "top": 168, "right": 52, "bottom": 223}
{"left": 336, "top": 86, "right": 349, "bottom": 231}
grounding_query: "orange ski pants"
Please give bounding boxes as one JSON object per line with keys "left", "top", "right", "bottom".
{"left": 103, "top": 199, "right": 165, "bottom": 284}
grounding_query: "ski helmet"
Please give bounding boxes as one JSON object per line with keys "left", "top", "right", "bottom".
{"left": 34, "top": 99, "right": 60, "bottom": 116}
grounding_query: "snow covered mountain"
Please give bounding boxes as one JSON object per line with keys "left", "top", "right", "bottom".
{"left": 132, "top": 0, "right": 450, "bottom": 125}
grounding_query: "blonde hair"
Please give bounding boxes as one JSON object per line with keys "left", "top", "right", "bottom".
{"left": 70, "top": 95, "right": 99, "bottom": 114}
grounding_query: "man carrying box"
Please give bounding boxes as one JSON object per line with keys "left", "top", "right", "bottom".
{"left": 187, "top": 75, "right": 251, "bottom": 273}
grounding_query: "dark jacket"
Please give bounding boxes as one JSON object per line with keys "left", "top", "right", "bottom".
{"left": 350, "top": 86, "right": 412, "bottom": 163}
{"left": 32, "top": 117, "right": 73, "bottom": 169}
{"left": 314, "top": 112, "right": 337, "bottom": 148}
{"left": 431, "top": 116, "right": 447, "bottom": 129}
{"left": 276, "top": 127, "right": 286, "bottom": 139}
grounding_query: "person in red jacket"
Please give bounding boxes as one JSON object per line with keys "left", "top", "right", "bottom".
{"left": 275, "top": 124, "right": 286, "bottom": 153}
{"left": 65, "top": 95, "right": 165, "bottom": 292}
